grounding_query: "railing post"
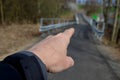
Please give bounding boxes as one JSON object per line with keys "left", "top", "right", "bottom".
{"left": 90, "top": 19, "right": 93, "bottom": 26}
{"left": 58, "top": 19, "right": 61, "bottom": 24}
{"left": 51, "top": 18, "right": 54, "bottom": 24}
{"left": 75, "top": 14, "right": 79, "bottom": 24}
{"left": 102, "top": 23, "right": 105, "bottom": 32}
{"left": 96, "top": 23, "right": 99, "bottom": 30}
{"left": 40, "top": 18, "right": 43, "bottom": 27}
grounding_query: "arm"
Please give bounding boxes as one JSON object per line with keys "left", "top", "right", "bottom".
{"left": 0, "top": 28, "right": 75, "bottom": 80}
{"left": 0, "top": 51, "right": 47, "bottom": 80}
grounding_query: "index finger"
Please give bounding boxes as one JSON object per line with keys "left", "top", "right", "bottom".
{"left": 63, "top": 28, "right": 75, "bottom": 43}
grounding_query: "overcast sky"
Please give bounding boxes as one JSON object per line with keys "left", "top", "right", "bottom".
{"left": 76, "top": 0, "right": 115, "bottom": 4}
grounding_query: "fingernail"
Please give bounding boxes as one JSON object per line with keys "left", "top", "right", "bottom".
{"left": 67, "top": 57, "right": 74, "bottom": 66}
{"left": 67, "top": 28, "right": 75, "bottom": 34}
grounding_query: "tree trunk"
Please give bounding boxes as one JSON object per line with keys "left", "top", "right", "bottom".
{"left": 111, "top": 0, "right": 120, "bottom": 44}
{"left": 0, "top": 0, "right": 4, "bottom": 24}
{"left": 103, "top": 0, "right": 109, "bottom": 27}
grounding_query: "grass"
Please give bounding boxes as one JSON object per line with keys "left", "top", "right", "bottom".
{"left": 0, "top": 24, "right": 40, "bottom": 56}
{"left": 0, "top": 10, "right": 74, "bottom": 59}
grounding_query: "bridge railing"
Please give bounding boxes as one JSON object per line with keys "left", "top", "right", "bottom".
{"left": 83, "top": 14, "right": 105, "bottom": 41}
{"left": 39, "top": 18, "right": 76, "bottom": 32}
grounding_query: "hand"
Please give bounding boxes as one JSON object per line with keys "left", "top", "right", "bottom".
{"left": 28, "top": 28, "right": 74, "bottom": 73}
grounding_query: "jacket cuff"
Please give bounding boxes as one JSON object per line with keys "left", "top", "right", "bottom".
{"left": 3, "top": 51, "right": 47, "bottom": 80}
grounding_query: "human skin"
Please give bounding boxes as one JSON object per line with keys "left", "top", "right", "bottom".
{"left": 28, "top": 28, "right": 74, "bottom": 73}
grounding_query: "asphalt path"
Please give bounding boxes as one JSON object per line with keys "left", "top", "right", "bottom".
{"left": 48, "top": 14, "right": 120, "bottom": 80}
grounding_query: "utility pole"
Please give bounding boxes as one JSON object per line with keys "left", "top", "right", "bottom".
{"left": 0, "top": 0, "right": 4, "bottom": 24}
{"left": 111, "top": 0, "right": 120, "bottom": 44}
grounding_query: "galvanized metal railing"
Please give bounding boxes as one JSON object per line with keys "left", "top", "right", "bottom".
{"left": 83, "top": 14, "right": 105, "bottom": 41}
{"left": 39, "top": 18, "right": 77, "bottom": 32}
{"left": 39, "top": 14, "right": 80, "bottom": 32}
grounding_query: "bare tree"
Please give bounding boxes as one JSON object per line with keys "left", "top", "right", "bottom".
{"left": 85, "top": 0, "right": 99, "bottom": 16}
{"left": 111, "top": 0, "right": 120, "bottom": 44}
{"left": 0, "top": 0, "right": 4, "bottom": 24}
{"left": 0, "top": 0, "right": 68, "bottom": 24}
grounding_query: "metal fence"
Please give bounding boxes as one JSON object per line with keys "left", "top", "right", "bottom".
{"left": 39, "top": 18, "right": 76, "bottom": 32}
{"left": 83, "top": 15, "right": 105, "bottom": 41}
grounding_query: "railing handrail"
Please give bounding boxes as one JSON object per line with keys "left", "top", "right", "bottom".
{"left": 83, "top": 14, "right": 105, "bottom": 41}
{"left": 40, "top": 22, "right": 76, "bottom": 32}
{"left": 39, "top": 18, "right": 77, "bottom": 32}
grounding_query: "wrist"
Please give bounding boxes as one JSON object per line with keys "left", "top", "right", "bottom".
{"left": 27, "top": 48, "right": 50, "bottom": 71}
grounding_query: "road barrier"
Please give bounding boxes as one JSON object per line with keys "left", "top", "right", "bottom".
{"left": 39, "top": 18, "right": 76, "bottom": 32}
{"left": 83, "top": 14, "right": 105, "bottom": 41}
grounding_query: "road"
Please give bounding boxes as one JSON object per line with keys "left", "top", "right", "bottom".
{"left": 48, "top": 14, "right": 120, "bottom": 80}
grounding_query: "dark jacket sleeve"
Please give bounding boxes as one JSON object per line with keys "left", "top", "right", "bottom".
{"left": 0, "top": 51, "right": 47, "bottom": 80}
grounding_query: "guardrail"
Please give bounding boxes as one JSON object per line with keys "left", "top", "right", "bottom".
{"left": 39, "top": 18, "right": 76, "bottom": 32}
{"left": 83, "top": 15, "right": 105, "bottom": 41}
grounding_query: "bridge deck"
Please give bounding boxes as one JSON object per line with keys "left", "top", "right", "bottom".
{"left": 48, "top": 14, "right": 119, "bottom": 80}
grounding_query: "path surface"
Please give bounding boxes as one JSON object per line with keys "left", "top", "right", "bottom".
{"left": 48, "top": 14, "right": 120, "bottom": 80}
